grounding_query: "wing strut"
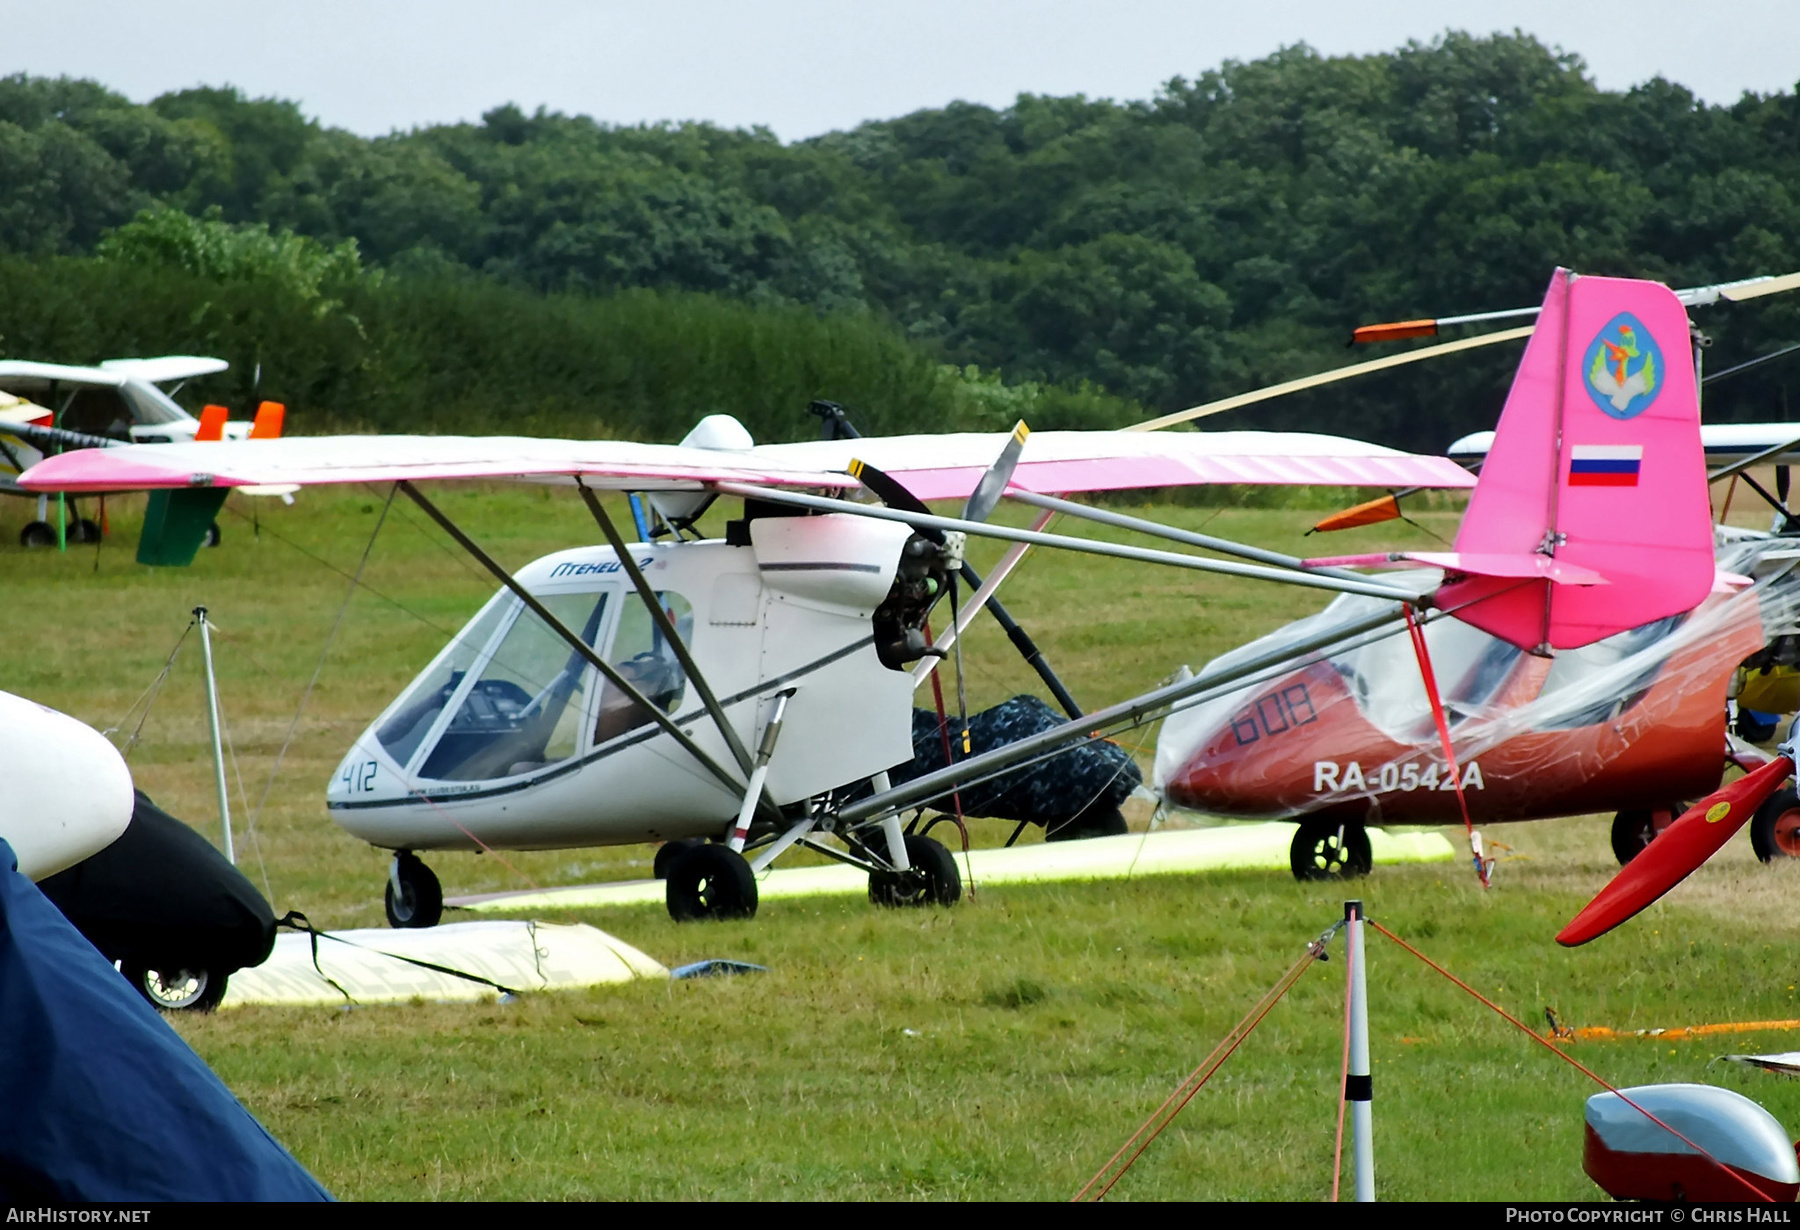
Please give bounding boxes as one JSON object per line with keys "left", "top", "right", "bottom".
{"left": 838, "top": 603, "right": 1425, "bottom": 828}
{"left": 575, "top": 480, "right": 768, "bottom": 787}
{"left": 718, "top": 482, "right": 1420, "bottom": 601}
{"left": 394, "top": 481, "right": 755, "bottom": 807}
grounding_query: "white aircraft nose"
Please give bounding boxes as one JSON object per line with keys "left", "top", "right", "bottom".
{"left": 0, "top": 691, "right": 133, "bottom": 880}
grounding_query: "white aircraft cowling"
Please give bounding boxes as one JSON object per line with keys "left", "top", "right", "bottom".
{"left": 0, "top": 691, "right": 133, "bottom": 879}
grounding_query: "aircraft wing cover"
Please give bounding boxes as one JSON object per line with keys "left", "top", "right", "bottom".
{"left": 1438, "top": 269, "right": 1712, "bottom": 650}
{"left": 18, "top": 428, "right": 1478, "bottom": 498}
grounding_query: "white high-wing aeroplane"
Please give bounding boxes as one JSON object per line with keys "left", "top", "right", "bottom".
{"left": 19, "top": 410, "right": 1481, "bottom": 925}
{"left": 0, "top": 355, "right": 285, "bottom": 550}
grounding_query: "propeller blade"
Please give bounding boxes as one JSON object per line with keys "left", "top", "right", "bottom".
{"left": 847, "top": 457, "right": 930, "bottom": 514}
{"left": 1557, "top": 756, "right": 1794, "bottom": 946}
{"left": 962, "top": 420, "right": 1029, "bottom": 524}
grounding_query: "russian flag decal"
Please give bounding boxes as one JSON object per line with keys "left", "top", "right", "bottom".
{"left": 1568, "top": 444, "right": 1643, "bottom": 487}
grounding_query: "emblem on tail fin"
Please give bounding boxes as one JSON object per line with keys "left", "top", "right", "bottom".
{"left": 1583, "top": 313, "right": 1663, "bottom": 419}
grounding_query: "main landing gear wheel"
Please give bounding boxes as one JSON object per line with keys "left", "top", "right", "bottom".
{"left": 121, "top": 959, "right": 228, "bottom": 1012}
{"left": 67, "top": 517, "right": 101, "bottom": 545}
{"left": 868, "top": 834, "right": 962, "bottom": 908}
{"left": 666, "top": 843, "right": 758, "bottom": 921}
{"left": 1752, "top": 786, "right": 1800, "bottom": 863}
{"left": 654, "top": 838, "right": 707, "bottom": 880}
{"left": 1289, "top": 819, "right": 1371, "bottom": 882}
{"left": 19, "top": 521, "right": 54, "bottom": 548}
{"left": 385, "top": 852, "right": 444, "bottom": 929}
{"left": 1611, "top": 806, "right": 1680, "bottom": 866}
{"left": 204, "top": 521, "right": 222, "bottom": 548}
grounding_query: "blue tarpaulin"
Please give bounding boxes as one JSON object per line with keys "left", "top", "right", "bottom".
{"left": 0, "top": 839, "right": 331, "bottom": 1202}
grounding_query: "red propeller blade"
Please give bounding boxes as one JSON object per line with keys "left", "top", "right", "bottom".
{"left": 1557, "top": 756, "right": 1793, "bottom": 946}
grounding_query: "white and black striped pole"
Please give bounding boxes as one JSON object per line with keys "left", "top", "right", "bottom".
{"left": 1346, "top": 899, "right": 1374, "bottom": 1200}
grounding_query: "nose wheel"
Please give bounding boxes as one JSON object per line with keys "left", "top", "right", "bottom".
{"left": 385, "top": 851, "right": 444, "bottom": 928}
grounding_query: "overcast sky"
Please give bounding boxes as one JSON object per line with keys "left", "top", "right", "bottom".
{"left": 5, "top": 1, "right": 1797, "bottom": 140}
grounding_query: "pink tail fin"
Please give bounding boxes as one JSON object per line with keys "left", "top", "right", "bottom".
{"left": 1436, "top": 269, "right": 1712, "bottom": 651}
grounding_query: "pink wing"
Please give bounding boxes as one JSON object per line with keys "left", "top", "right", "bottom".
{"left": 20, "top": 428, "right": 1477, "bottom": 499}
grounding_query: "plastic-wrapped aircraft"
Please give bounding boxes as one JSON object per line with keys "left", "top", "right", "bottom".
{"left": 17, "top": 267, "right": 1723, "bottom": 924}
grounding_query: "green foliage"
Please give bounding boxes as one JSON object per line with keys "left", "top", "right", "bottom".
{"left": 3, "top": 31, "right": 1800, "bottom": 448}
{"left": 97, "top": 207, "right": 367, "bottom": 302}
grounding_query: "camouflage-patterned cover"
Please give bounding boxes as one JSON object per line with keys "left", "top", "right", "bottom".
{"left": 890, "top": 694, "right": 1141, "bottom": 824}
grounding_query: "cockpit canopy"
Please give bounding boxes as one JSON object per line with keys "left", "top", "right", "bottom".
{"left": 373, "top": 583, "right": 694, "bottom": 785}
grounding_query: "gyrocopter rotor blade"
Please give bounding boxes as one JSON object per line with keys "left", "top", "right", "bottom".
{"left": 1556, "top": 756, "right": 1796, "bottom": 946}
{"left": 1126, "top": 327, "right": 1534, "bottom": 432}
{"left": 1351, "top": 271, "right": 1800, "bottom": 345}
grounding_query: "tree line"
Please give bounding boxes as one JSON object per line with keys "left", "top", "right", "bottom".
{"left": 1, "top": 31, "right": 1796, "bottom": 447}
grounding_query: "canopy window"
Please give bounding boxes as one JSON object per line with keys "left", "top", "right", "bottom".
{"left": 595, "top": 592, "right": 693, "bottom": 744}
{"left": 419, "top": 591, "right": 611, "bottom": 782}
{"left": 375, "top": 597, "right": 510, "bottom": 768}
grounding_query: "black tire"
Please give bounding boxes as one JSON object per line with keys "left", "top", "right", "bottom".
{"left": 666, "top": 843, "right": 757, "bottom": 921}
{"left": 1289, "top": 819, "right": 1372, "bottom": 881}
{"left": 121, "top": 959, "right": 228, "bottom": 1012}
{"left": 203, "top": 521, "right": 222, "bottom": 548}
{"left": 1611, "top": 809, "right": 1657, "bottom": 865}
{"left": 1736, "top": 709, "right": 1781, "bottom": 744}
{"left": 1044, "top": 802, "right": 1130, "bottom": 842}
{"left": 1610, "top": 805, "right": 1684, "bottom": 866}
{"left": 66, "top": 517, "right": 101, "bottom": 545}
{"left": 869, "top": 834, "right": 962, "bottom": 908}
{"left": 654, "top": 838, "right": 707, "bottom": 880}
{"left": 385, "top": 852, "right": 443, "bottom": 928}
{"left": 1752, "top": 786, "right": 1800, "bottom": 863}
{"left": 19, "top": 521, "right": 54, "bottom": 548}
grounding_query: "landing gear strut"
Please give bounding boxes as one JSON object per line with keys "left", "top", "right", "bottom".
{"left": 385, "top": 851, "right": 443, "bottom": 928}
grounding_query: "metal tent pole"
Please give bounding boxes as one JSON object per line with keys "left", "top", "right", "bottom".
{"left": 1346, "top": 899, "right": 1373, "bottom": 1200}
{"left": 194, "top": 606, "right": 235, "bottom": 864}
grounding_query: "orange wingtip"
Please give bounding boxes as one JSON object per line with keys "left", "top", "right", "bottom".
{"left": 250, "top": 400, "right": 286, "bottom": 439}
{"left": 1310, "top": 494, "right": 1401, "bottom": 534}
{"left": 195, "top": 404, "right": 230, "bottom": 441}
{"left": 1351, "top": 320, "right": 1439, "bottom": 344}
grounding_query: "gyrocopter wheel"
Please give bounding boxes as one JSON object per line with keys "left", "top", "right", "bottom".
{"left": 1752, "top": 786, "right": 1800, "bottom": 863}
{"left": 1289, "top": 819, "right": 1371, "bottom": 881}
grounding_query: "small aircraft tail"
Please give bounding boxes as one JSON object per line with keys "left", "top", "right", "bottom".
{"left": 1435, "top": 268, "right": 1713, "bottom": 651}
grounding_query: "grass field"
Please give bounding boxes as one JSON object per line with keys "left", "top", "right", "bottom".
{"left": 9, "top": 485, "right": 1800, "bottom": 1201}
